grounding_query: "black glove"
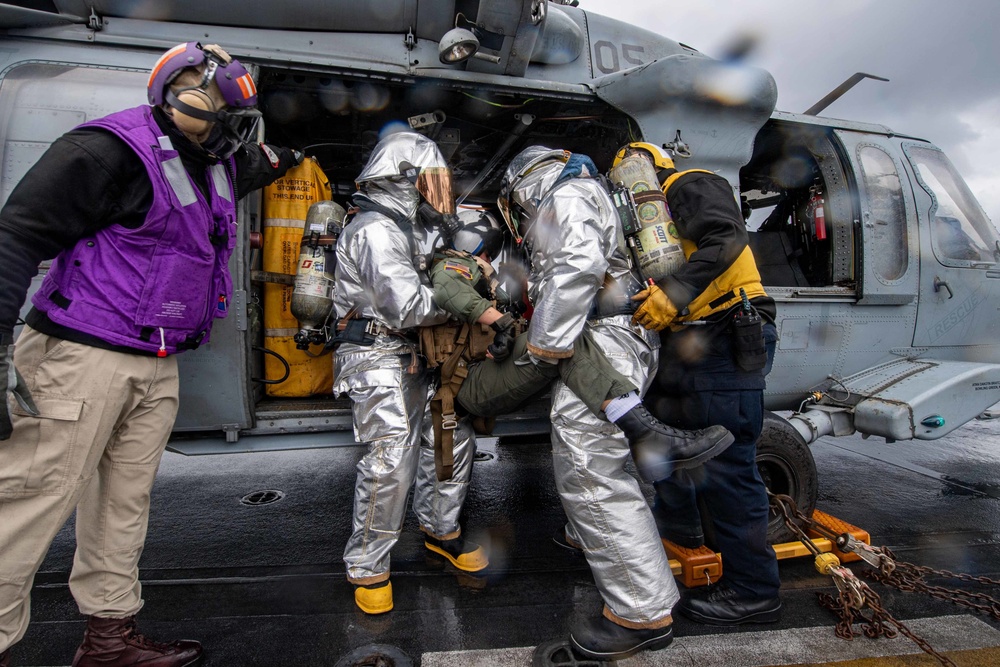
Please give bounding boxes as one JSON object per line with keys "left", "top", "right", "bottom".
{"left": 1, "top": 343, "right": 38, "bottom": 440}
{"left": 438, "top": 212, "right": 461, "bottom": 245}
{"left": 487, "top": 313, "right": 516, "bottom": 363}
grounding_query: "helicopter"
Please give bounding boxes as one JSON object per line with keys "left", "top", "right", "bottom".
{"left": 4, "top": 0, "right": 1000, "bottom": 543}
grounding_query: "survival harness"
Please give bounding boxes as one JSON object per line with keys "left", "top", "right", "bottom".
{"left": 420, "top": 250, "right": 518, "bottom": 481}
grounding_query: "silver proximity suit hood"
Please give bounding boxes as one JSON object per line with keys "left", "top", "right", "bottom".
{"left": 497, "top": 146, "right": 567, "bottom": 241}
{"left": 357, "top": 129, "right": 456, "bottom": 217}
{"left": 357, "top": 176, "right": 421, "bottom": 223}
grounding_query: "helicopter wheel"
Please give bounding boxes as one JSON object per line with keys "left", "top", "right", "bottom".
{"left": 757, "top": 410, "right": 819, "bottom": 544}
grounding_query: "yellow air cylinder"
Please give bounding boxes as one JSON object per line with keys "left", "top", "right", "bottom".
{"left": 609, "top": 153, "right": 685, "bottom": 281}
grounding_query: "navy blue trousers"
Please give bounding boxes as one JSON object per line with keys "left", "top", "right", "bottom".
{"left": 647, "top": 322, "right": 780, "bottom": 600}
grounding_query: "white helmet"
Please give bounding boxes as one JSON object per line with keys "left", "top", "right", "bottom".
{"left": 452, "top": 208, "right": 505, "bottom": 258}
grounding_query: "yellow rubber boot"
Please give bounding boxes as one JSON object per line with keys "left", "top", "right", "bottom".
{"left": 354, "top": 581, "right": 393, "bottom": 614}
{"left": 424, "top": 534, "right": 490, "bottom": 572}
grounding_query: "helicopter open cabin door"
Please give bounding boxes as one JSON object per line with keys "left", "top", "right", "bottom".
{"left": 903, "top": 143, "right": 1000, "bottom": 350}
{"left": 833, "top": 131, "right": 919, "bottom": 310}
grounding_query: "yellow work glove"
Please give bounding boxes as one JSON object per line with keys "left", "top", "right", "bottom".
{"left": 631, "top": 283, "right": 678, "bottom": 331}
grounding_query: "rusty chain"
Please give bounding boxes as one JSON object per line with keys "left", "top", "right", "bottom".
{"left": 768, "top": 492, "right": 964, "bottom": 667}
{"left": 866, "top": 546, "right": 1000, "bottom": 621}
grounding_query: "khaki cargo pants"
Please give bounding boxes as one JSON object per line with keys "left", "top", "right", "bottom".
{"left": 0, "top": 326, "right": 179, "bottom": 652}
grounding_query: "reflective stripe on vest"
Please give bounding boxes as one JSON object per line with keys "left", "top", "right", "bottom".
{"left": 156, "top": 136, "right": 232, "bottom": 206}
{"left": 210, "top": 163, "right": 232, "bottom": 201}
{"left": 663, "top": 169, "right": 768, "bottom": 321}
{"left": 157, "top": 135, "right": 197, "bottom": 206}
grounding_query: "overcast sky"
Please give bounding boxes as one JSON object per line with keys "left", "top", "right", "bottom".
{"left": 582, "top": 0, "right": 1000, "bottom": 226}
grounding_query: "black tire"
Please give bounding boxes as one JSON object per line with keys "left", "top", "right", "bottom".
{"left": 757, "top": 410, "right": 819, "bottom": 544}
{"left": 334, "top": 645, "right": 413, "bottom": 667}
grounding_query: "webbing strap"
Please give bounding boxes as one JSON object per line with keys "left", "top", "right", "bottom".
{"left": 430, "top": 324, "right": 471, "bottom": 481}
{"left": 430, "top": 386, "right": 456, "bottom": 482}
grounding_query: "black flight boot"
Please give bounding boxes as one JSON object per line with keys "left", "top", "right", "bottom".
{"left": 614, "top": 404, "right": 734, "bottom": 483}
{"left": 570, "top": 614, "right": 674, "bottom": 661}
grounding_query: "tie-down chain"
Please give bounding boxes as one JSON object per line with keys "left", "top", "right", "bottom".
{"left": 770, "top": 492, "right": 1000, "bottom": 667}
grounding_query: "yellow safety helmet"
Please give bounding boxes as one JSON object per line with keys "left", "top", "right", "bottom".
{"left": 611, "top": 141, "right": 675, "bottom": 171}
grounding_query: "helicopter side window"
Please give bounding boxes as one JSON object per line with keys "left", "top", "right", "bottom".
{"left": 858, "top": 146, "right": 907, "bottom": 281}
{"left": 907, "top": 145, "right": 1000, "bottom": 266}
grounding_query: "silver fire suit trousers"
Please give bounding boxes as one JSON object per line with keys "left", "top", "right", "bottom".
{"left": 334, "top": 338, "right": 476, "bottom": 585}
{"left": 550, "top": 315, "right": 678, "bottom": 627}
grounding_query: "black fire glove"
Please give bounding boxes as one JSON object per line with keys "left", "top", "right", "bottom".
{"left": 487, "top": 313, "right": 516, "bottom": 363}
{"left": 1, "top": 342, "right": 38, "bottom": 440}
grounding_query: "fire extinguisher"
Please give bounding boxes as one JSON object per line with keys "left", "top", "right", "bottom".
{"left": 809, "top": 186, "right": 827, "bottom": 241}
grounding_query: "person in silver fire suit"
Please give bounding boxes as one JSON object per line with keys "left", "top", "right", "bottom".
{"left": 496, "top": 146, "right": 722, "bottom": 661}
{"left": 332, "top": 130, "right": 488, "bottom": 616}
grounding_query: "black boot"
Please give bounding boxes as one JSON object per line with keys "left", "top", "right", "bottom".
{"left": 0, "top": 647, "right": 9, "bottom": 667}
{"left": 570, "top": 614, "right": 673, "bottom": 661}
{"left": 678, "top": 585, "right": 782, "bottom": 626}
{"left": 614, "top": 404, "right": 734, "bottom": 482}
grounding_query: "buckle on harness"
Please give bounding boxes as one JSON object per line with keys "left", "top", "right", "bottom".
{"left": 441, "top": 413, "right": 458, "bottom": 430}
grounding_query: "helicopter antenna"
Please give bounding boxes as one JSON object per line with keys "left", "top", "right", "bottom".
{"left": 803, "top": 72, "right": 889, "bottom": 116}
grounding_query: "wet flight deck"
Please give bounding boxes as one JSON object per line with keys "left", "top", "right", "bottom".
{"left": 12, "top": 412, "right": 1000, "bottom": 666}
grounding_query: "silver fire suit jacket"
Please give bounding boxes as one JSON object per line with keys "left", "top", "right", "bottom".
{"left": 523, "top": 177, "right": 642, "bottom": 359}
{"left": 333, "top": 197, "right": 448, "bottom": 331}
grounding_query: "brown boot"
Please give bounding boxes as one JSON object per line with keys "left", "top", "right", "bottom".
{"left": 72, "top": 616, "right": 202, "bottom": 667}
{"left": 0, "top": 647, "right": 10, "bottom": 667}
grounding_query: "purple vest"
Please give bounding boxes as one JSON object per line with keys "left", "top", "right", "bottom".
{"left": 32, "top": 106, "right": 238, "bottom": 354}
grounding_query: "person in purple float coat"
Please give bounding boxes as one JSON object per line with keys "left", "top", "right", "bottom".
{"left": 0, "top": 42, "right": 300, "bottom": 667}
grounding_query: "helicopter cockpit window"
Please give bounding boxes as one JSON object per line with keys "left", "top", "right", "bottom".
{"left": 858, "top": 146, "right": 907, "bottom": 281}
{"left": 907, "top": 145, "right": 1000, "bottom": 266}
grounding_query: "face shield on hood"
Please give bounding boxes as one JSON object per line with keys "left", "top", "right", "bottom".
{"left": 357, "top": 131, "right": 455, "bottom": 213}
{"left": 497, "top": 146, "right": 569, "bottom": 243}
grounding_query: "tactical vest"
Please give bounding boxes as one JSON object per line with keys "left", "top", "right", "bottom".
{"left": 662, "top": 169, "right": 767, "bottom": 323}
{"left": 421, "top": 250, "right": 511, "bottom": 480}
